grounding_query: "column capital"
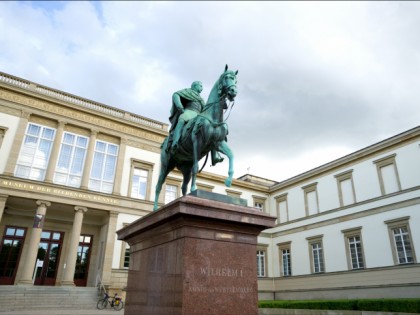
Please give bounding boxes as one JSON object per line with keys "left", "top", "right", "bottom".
{"left": 57, "top": 120, "right": 68, "bottom": 128}
{"left": 36, "top": 200, "right": 51, "bottom": 208}
{"left": 91, "top": 129, "right": 99, "bottom": 136}
{"left": 110, "top": 211, "right": 119, "bottom": 218}
{"left": 120, "top": 137, "right": 128, "bottom": 145}
{"left": 74, "top": 206, "right": 88, "bottom": 213}
{"left": 20, "top": 110, "right": 31, "bottom": 119}
{"left": 0, "top": 194, "right": 8, "bottom": 202}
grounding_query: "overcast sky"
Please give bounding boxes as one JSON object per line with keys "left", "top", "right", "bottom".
{"left": 1, "top": 1, "right": 419, "bottom": 182}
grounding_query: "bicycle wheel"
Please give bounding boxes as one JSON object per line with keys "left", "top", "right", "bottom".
{"left": 97, "top": 299, "right": 107, "bottom": 310}
{"left": 113, "top": 300, "right": 124, "bottom": 311}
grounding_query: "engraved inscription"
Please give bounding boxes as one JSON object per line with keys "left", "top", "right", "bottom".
{"left": 200, "top": 266, "right": 243, "bottom": 277}
{"left": 188, "top": 286, "right": 254, "bottom": 293}
{"left": 1, "top": 179, "right": 118, "bottom": 204}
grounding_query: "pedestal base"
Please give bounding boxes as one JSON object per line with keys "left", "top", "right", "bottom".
{"left": 117, "top": 193, "right": 276, "bottom": 315}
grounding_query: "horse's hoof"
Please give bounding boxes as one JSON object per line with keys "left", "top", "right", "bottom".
{"left": 212, "top": 157, "right": 224, "bottom": 166}
{"left": 225, "top": 179, "right": 232, "bottom": 187}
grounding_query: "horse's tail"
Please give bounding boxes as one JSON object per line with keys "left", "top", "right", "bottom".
{"left": 199, "top": 152, "right": 209, "bottom": 173}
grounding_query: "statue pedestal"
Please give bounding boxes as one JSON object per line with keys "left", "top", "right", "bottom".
{"left": 117, "top": 193, "right": 276, "bottom": 315}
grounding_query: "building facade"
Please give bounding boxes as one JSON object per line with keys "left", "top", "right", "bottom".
{"left": 257, "top": 125, "right": 420, "bottom": 300}
{"left": 0, "top": 71, "right": 419, "bottom": 300}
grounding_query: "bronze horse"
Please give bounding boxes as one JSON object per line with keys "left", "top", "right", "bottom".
{"left": 153, "top": 65, "right": 238, "bottom": 210}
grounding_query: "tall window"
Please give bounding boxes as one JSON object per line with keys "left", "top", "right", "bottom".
{"left": 54, "top": 132, "right": 88, "bottom": 188}
{"left": 278, "top": 242, "right": 292, "bottom": 277}
{"left": 253, "top": 196, "right": 266, "bottom": 212}
{"left": 342, "top": 227, "right": 365, "bottom": 270}
{"left": 165, "top": 184, "right": 178, "bottom": 204}
{"left": 348, "top": 236, "right": 364, "bottom": 269}
{"left": 335, "top": 170, "right": 356, "bottom": 207}
{"left": 282, "top": 249, "right": 292, "bottom": 276}
{"left": 392, "top": 227, "right": 413, "bottom": 264}
{"left": 374, "top": 154, "right": 401, "bottom": 195}
{"left": 275, "top": 193, "right": 289, "bottom": 224}
{"left": 254, "top": 201, "right": 264, "bottom": 212}
{"left": 312, "top": 243, "right": 324, "bottom": 273}
{"left": 119, "top": 223, "right": 131, "bottom": 269}
{"left": 123, "top": 246, "right": 130, "bottom": 268}
{"left": 131, "top": 168, "right": 149, "bottom": 199}
{"left": 303, "top": 183, "right": 319, "bottom": 216}
{"left": 15, "top": 123, "right": 56, "bottom": 181}
{"left": 256, "top": 250, "right": 266, "bottom": 277}
{"left": 128, "top": 159, "right": 154, "bottom": 201}
{"left": 307, "top": 235, "right": 324, "bottom": 273}
{"left": 385, "top": 217, "right": 416, "bottom": 265}
{"left": 0, "top": 126, "right": 7, "bottom": 149}
{"left": 88, "top": 140, "right": 119, "bottom": 193}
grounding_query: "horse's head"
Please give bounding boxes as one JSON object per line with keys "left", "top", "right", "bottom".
{"left": 218, "top": 65, "right": 238, "bottom": 102}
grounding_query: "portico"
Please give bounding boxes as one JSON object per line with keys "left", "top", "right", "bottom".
{"left": 0, "top": 176, "right": 125, "bottom": 287}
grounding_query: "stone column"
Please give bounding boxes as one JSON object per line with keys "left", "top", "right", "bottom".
{"left": 100, "top": 211, "right": 118, "bottom": 285}
{"left": 81, "top": 129, "right": 98, "bottom": 190}
{"left": 0, "top": 194, "right": 8, "bottom": 223}
{"left": 45, "top": 121, "right": 66, "bottom": 183}
{"left": 18, "top": 200, "right": 51, "bottom": 285}
{"left": 112, "top": 137, "right": 127, "bottom": 195}
{"left": 3, "top": 110, "right": 31, "bottom": 176}
{"left": 61, "top": 206, "right": 88, "bottom": 286}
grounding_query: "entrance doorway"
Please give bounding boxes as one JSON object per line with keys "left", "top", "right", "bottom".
{"left": 34, "top": 230, "right": 63, "bottom": 286}
{"left": 74, "top": 234, "right": 92, "bottom": 287}
{"left": 0, "top": 226, "right": 27, "bottom": 285}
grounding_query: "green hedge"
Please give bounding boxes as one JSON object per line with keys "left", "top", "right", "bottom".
{"left": 258, "top": 299, "right": 420, "bottom": 313}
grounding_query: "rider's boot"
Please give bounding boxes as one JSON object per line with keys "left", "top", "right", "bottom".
{"left": 171, "top": 120, "right": 185, "bottom": 153}
{"left": 211, "top": 150, "right": 224, "bottom": 166}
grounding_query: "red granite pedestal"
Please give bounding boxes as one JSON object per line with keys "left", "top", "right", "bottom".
{"left": 117, "top": 193, "right": 276, "bottom": 315}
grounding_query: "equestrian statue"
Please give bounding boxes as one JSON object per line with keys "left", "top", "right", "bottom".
{"left": 153, "top": 65, "right": 238, "bottom": 210}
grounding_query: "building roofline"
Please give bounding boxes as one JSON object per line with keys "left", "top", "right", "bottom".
{"left": 270, "top": 125, "right": 420, "bottom": 191}
{"left": 0, "top": 71, "right": 169, "bottom": 132}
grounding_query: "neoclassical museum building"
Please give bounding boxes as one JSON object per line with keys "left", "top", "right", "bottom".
{"left": 0, "top": 71, "right": 419, "bottom": 300}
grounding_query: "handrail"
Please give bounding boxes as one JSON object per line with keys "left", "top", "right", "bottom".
{"left": 0, "top": 71, "right": 168, "bottom": 131}
{"left": 96, "top": 274, "right": 107, "bottom": 296}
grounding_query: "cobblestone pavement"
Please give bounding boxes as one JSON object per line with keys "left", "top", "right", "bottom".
{"left": 1, "top": 309, "right": 123, "bottom": 315}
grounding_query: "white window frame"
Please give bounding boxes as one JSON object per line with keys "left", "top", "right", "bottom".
{"left": 88, "top": 140, "right": 119, "bottom": 193}
{"left": 119, "top": 224, "right": 130, "bottom": 269}
{"left": 278, "top": 241, "right": 292, "bottom": 277}
{"left": 53, "top": 131, "right": 89, "bottom": 188}
{"left": 253, "top": 195, "right": 266, "bottom": 212}
{"left": 257, "top": 245, "right": 268, "bottom": 278}
{"left": 307, "top": 235, "right": 325, "bottom": 274}
{"left": 165, "top": 184, "right": 179, "bottom": 204}
{"left": 128, "top": 159, "right": 154, "bottom": 201}
{"left": 341, "top": 227, "right": 365, "bottom": 270}
{"left": 385, "top": 217, "right": 416, "bottom": 265}
{"left": 15, "top": 123, "right": 56, "bottom": 181}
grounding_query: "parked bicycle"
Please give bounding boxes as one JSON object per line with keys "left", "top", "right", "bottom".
{"left": 97, "top": 292, "right": 124, "bottom": 311}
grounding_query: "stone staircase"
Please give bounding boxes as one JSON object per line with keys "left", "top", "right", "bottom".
{"left": 0, "top": 286, "right": 100, "bottom": 312}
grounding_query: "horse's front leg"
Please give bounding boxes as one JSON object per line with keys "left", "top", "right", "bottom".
{"left": 190, "top": 131, "right": 200, "bottom": 192}
{"left": 217, "top": 140, "right": 234, "bottom": 187}
{"left": 154, "top": 145, "right": 172, "bottom": 211}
